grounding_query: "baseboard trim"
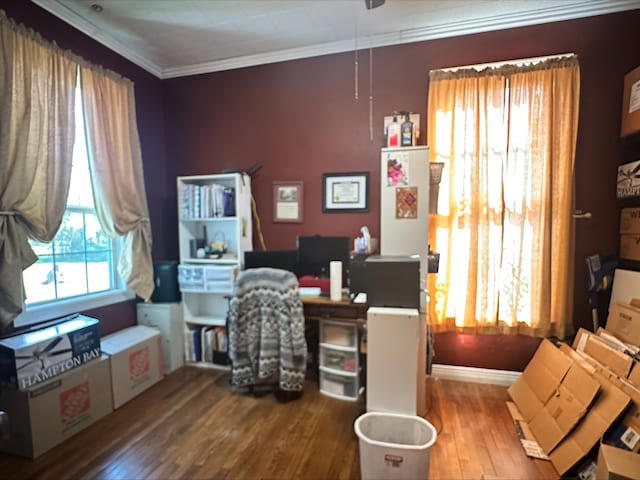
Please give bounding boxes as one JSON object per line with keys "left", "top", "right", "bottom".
{"left": 431, "top": 364, "right": 521, "bottom": 386}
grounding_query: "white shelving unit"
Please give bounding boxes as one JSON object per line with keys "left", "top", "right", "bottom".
{"left": 318, "top": 320, "right": 363, "bottom": 401}
{"left": 177, "top": 173, "right": 252, "bottom": 370}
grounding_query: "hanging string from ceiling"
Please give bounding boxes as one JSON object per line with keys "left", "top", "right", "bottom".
{"left": 354, "top": 4, "right": 359, "bottom": 100}
{"left": 369, "top": 37, "right": 373, "bottom": 141}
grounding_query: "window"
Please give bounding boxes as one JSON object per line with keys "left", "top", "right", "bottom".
{"left": 427, "top": 57, "right": 579, "bottom": 337}
{"left": 18, "top": 82, "right": 131, "bottom": 327}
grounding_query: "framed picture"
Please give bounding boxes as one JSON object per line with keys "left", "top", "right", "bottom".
{"left": 322, "top": 172, "right": 369, "bottom": 213}
{"left": 273, "top": 181, "right": 303, "bottom": 222}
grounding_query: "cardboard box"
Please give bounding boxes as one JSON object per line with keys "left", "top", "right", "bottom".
{"left": 621, "top": 66, "right": 640, "bottom": 138}
{"left": 607, "top": 302, "right": 640, "bottom": 347}
{"left": 620, "top": 235, "right": 640, "bottom": 262}
{"left": 621, "top": 208, "right": 640, "bottom": 235}
{"left": 101, "top": 325, "right": 163, "bottom": 409}
{"left": 528, "top": 363, "right": 600, "bottom": 453}
{"left": 596, "top": 444, "right": 640, "bottom": 480}
{"left": 548, "top": 349, "right": 631, "bottom": 476}
{"left": 0, "top": 355, "right": 112, "bottom": 458}
{"left": 573, "top": 328, "right": 634, "bottom": 379}
{"left": 617, "top": 160, "right": 640, "bottom": 199}
{"left": 507, "top": 339, "right": 572, "bottom": 422}
{"left": 0, "top": 315, "right": 101, "bottom": 391}
{"left": 629, "top": 363, "right": 640, "bottom": 388}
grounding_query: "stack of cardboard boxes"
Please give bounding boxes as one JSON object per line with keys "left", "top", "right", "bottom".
{"left": 620, "top": 208, "right": 640, "bottom": 263}
{"left": 507, "top": 295, "right": 640, "bottom": 478}
{"left": 0, "top": 317, "right": 163, "bottom": 458}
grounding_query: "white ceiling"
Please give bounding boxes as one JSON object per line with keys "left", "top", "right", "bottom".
{"left": 33, "top": 0, "right": 640, "bottom": 79}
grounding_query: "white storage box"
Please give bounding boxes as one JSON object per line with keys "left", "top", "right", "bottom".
{"left": 0, "top": 355, "right": 112, "bottom": 458}
{"left": 101, "top": 326, "right": 164, "bottom": 409}
{"left": 178, "top": 265, "right": 235, "bottom": 293}
{"left": 354, "top": 412, "right": 437, "bottom": 480}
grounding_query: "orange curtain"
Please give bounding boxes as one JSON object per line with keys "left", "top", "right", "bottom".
{"left": 426, "top": 57, "right": 580, "bottom": 339}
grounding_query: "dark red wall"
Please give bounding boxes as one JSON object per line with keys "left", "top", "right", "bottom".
{"left": 4, "top": 2, "right": 640, "bottom": 369}
{"left": 163, "top": 10, "right": 640, "bottom": 369}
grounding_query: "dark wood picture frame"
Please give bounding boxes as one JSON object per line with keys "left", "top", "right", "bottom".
{"left": 273, "top": 181, "right": 303, "bottom": 223}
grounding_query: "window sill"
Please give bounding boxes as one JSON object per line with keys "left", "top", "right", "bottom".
{"left": 14, "top": 289, "right": 135, "bottom": 329}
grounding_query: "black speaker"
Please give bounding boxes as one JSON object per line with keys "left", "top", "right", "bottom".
{"left": 150, "top": 261, "right": 181, "bottom": 303}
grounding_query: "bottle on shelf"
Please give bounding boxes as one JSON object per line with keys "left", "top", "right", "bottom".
{"left": 401, "top": 111, "right": 414, "bottom": 147}
{"left": 387, "top": 114, "right": 401, "bottom": 148}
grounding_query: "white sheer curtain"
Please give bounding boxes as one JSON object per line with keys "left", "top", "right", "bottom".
{"left": 79, "top": 65, "right": 154, "bottom": 301}
{"left": 0, "top": 11, "right": 77, "bottom": 331}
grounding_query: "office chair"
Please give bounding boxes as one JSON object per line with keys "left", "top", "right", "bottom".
{"left": 227, "top": 268, "right": 307, "bottom": 394}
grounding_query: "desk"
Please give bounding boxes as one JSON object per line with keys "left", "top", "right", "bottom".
{"left": 302, "top": 297, "right": 367, "bottom": 398}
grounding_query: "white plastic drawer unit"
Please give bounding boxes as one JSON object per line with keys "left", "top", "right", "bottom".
{"left": 319, "top": 371, "right": 358, "bottom": 400}
{"left": 320, "top": 320, "right": 357, "bottom": 349}
{"left": 320, "top": 345, "right": 357, "bottom": 373}
{"left": 178, "top": 265, "right": 235, "bottom": 293}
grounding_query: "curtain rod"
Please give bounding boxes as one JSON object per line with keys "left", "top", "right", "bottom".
{"left": 432, "top": 53, "right": 576, "bottom": 73}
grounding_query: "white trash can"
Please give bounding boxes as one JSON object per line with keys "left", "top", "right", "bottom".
{"left": 354, "top": 411, "right": 437, "bottom": 480}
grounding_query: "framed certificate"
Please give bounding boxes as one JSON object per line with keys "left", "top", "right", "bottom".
{"left": 322, "top": 172, "right": 369, "bottom": 213}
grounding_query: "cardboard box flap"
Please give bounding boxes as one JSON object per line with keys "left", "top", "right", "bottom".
{"left": 596, "top": 328, "right": 640, "bottom": 357}
{"left": 549, "top": 363, "right": 630, "bottom": 475}
{"left": 629, "top": 363, "right": 640, "bottom": 388}
{"left": 507, "top": 339, "right": 572, "bottom": 422}
{"left": 507, "top": 375, "right": 544, "bottom": 423}
{"left": 101, "top": 325, "right": 160, "bottom": 354}
{"left": 505, "top": 401, "right": 549, "bottom": 460}
{"left": 607, "top": 302, "right": 640, "bottom": 347}
{"left": 529, "top": 363, "right": 600, "bottom": 454}
{"left": 596, "top": 443, "right": 640, "bottom": 480}
{"left": 583, "top": 333, "right": 634, "bottom": 378}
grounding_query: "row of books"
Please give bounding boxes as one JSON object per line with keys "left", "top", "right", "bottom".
{"left": 179, "top": 183, "right": 235, "bottom": 219}
{"left": 184, "top": 326, "right": 228, "bottom": 364}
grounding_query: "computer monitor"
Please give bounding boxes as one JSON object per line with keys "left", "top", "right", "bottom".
{"left": 297, "top": 235, "right": 350, "bottom": 282}
{"left": 243, "top": 250, "right": 299, "bottom": 275}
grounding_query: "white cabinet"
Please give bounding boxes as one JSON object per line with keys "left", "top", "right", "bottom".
{"left": 136, "top": 302, "right": 184, "bottom": 374}
{"left": 177, "top": 173, "right": 252, "bottom": 369}
{"left": 318, "top": 320, "right": 363, "bottom": 401}
{"left": 380, "top": 146, "right": 429, "bottom": 313}
{"left": 366, "top": 307, "right": 426, "bottom": 416}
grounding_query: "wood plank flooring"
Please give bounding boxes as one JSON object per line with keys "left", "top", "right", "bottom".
{"left": 0, "top": 368, "right": 559, "bottom": 479}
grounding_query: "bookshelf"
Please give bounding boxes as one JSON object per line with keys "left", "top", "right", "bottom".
{"left": 177, "top": 173, "right": 252, "bottom": 369}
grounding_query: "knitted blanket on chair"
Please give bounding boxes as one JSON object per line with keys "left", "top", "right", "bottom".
{"left": 227, "top": 268, "right": 307, "bottom": 391}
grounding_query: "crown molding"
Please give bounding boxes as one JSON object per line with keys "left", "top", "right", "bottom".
{"left": 31, "top": 0, "right": 163, "bottom": 78}
{"left": 32, "top": 0, "right": 640, "bottom": 79}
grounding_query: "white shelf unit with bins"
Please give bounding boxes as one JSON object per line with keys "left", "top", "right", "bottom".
{"left": 318, "top": 320, "right": 363, "bottom": 401}
{"left": 177, "top": 172, "right": 252, "bottom": 370}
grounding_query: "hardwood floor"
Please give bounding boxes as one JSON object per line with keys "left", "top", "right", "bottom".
{"left": 0, "top": 367, "right": 559, "bottom": 479}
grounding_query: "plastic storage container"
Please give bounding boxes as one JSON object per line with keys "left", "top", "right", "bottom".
{"left": 354, "top": 412, "right": 437, "bottom": 480}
